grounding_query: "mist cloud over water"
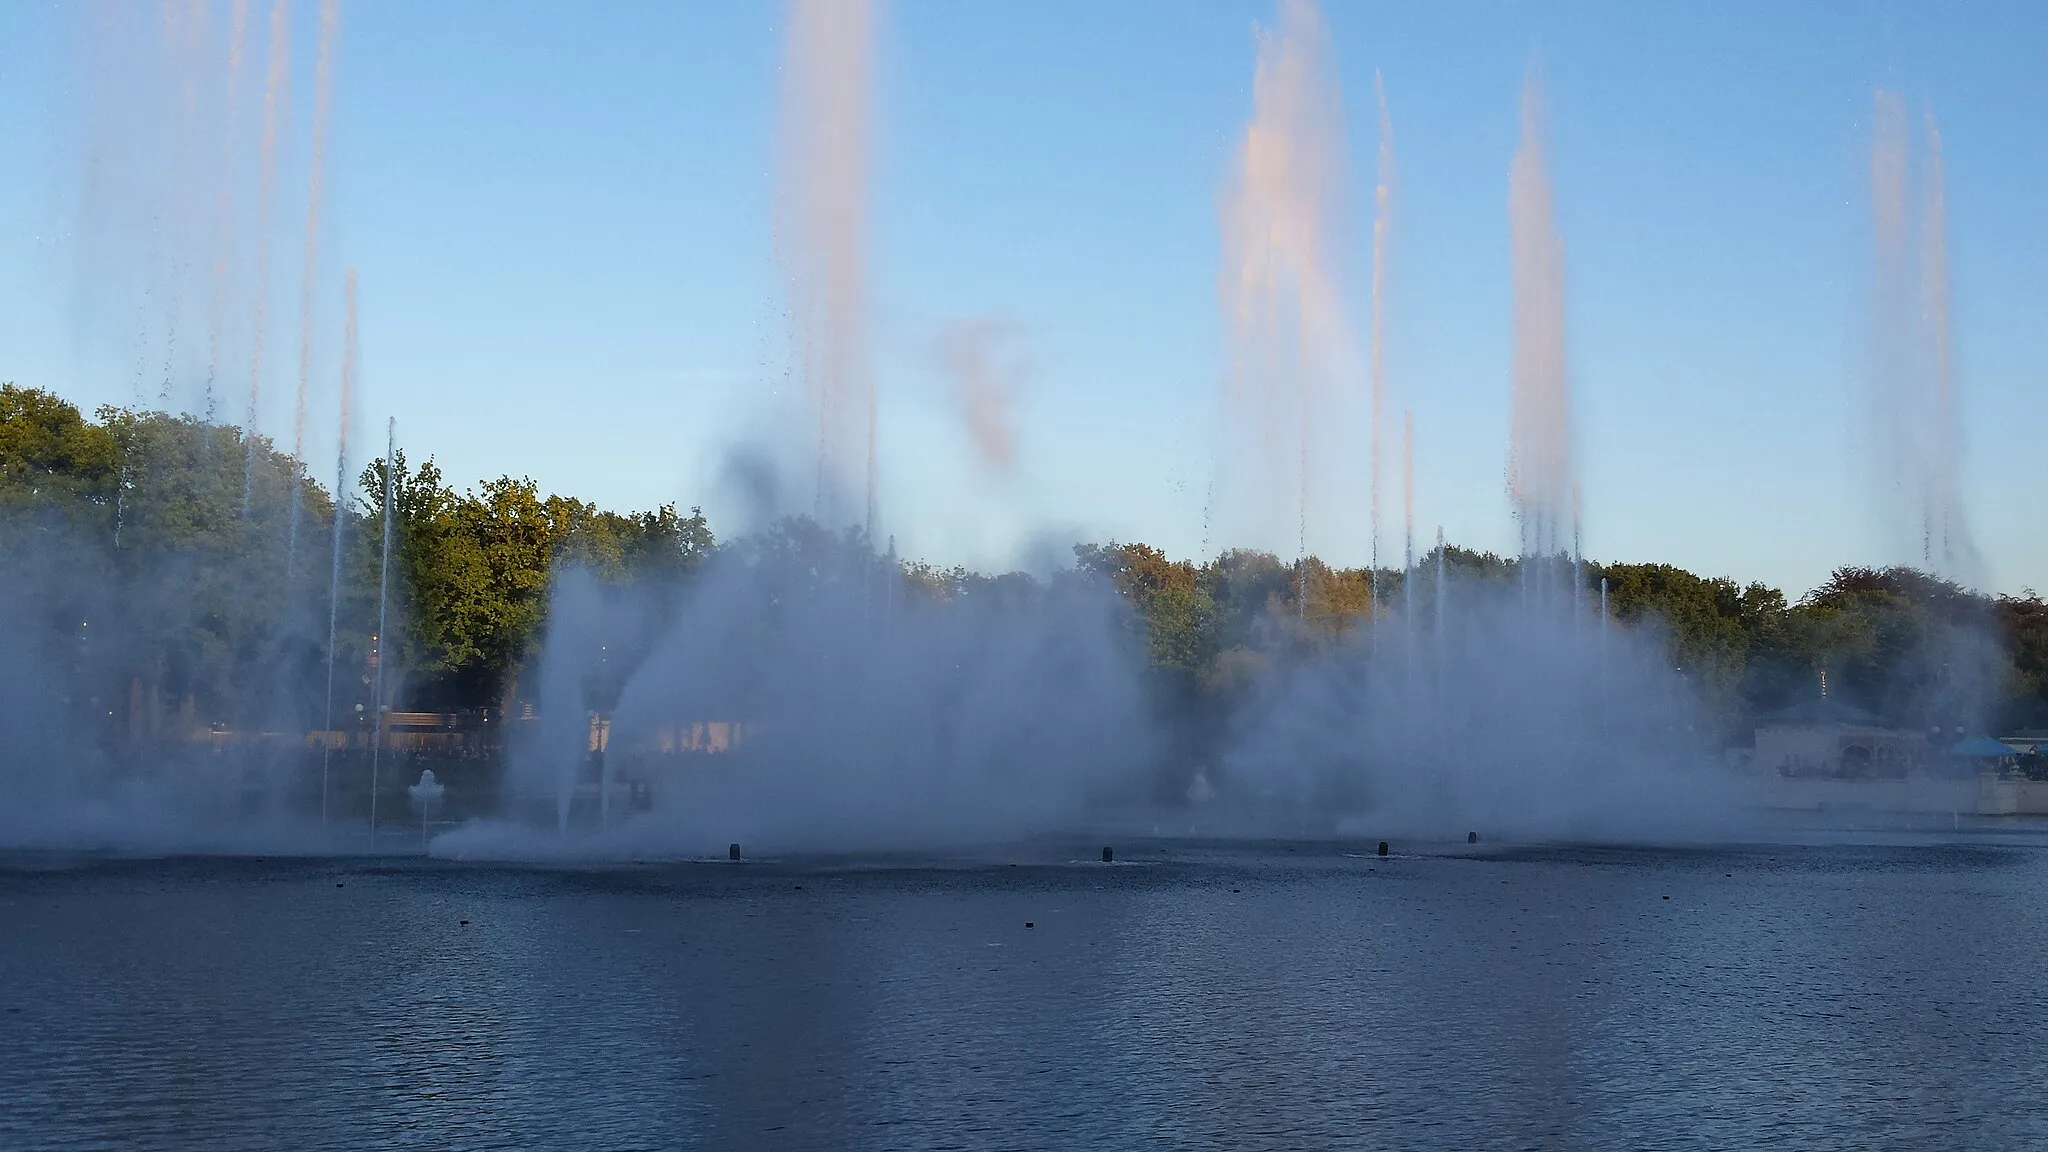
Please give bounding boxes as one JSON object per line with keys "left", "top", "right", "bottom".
{"left": 471, "top": 523, "right": 1157, "bottom": 856}
{"left": 1221, "top": 579, "right": 1733, "bottom": 842}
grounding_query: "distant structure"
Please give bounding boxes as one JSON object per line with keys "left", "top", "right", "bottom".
{"left": 1754, "top": 699, "right": 1922, "bottom": 780}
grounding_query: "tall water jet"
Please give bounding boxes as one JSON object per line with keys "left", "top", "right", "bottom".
{"left": 158, "top": 0, "right": 214, "bottom": 410}
{"left": 1506, "top": 76, "right": 1574, "bottom": 566}
{"left": 288, "top": 0, "right": 341, "bottom": 574}
{"left": 775, "top": 0, "right": 877, "bottom": 533}
{"left": 206, "top": 0, "right": 253, "bottom": 430}
{"left": 320, "top": 269, "right": 357, "bottom": 828}
{"left": 1369, "top": 71, "right": 1394, "bottom": 607}
{"left": 1215, "top": 0, "right": 1360, "bottom": 559}
{"left": 1867, "top": 94, "right": 1978, "bottom": 581}
{"left": 243, "top": 0, "right": 291, "bottom": 514}
{"left": 1921, "top": 114, "right": 1960, "bottom": 572}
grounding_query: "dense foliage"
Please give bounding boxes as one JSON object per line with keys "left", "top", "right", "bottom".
{"left": 3, "top": 383, "right": 2043, "bottom": 743}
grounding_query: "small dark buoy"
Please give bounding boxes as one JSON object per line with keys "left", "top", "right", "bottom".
{"left": 1230, "top": 888, "right": 1241, "bottom": 894}
{"left": 459, "top": 919, "right": 469, "bottom": 926}
{"left": 1662, "top": 895, "right": 1670, "bottom": 900}
{"left": 729, "top": 843, "right": 741, "bottom": 861}
{"left": 1467, "top": 831, "right": 1478, "bottom": 844}
{"left": 1377, "top": 841, "right": 1389, "bottom": 857}
{"left": 1025, "top": 922, "right": 1035, "bottom": 929}
{"left": 335, "top": 882, "right": 344, "bottom": 888}
{"left": 1102, "top": 846, "right": 1114, "bottom": 863}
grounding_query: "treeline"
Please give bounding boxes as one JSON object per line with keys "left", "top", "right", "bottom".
{"left": 1040, "top": 544, "right": 2046, "bottom": 742}
{"left": 3, "top": 383, "right": 2045, "bottom": 743}
{"left": 1073, "top": 541, "right": 2047, "bottom": 737}
{"left": 0, "top": 385, "right": 710, "bottom": 737}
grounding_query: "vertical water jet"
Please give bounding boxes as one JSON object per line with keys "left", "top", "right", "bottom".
{"left": 1506, "top": 75, "right": 1574, "bottom": 568}
{"left": 206, "top": 0, "right": 252, "bottom": 433}
{"left": 1369, "top": 71, "right": 1394, "bottom": 611}
{"left": 243, "top": 0, "right": 290, "bottom": 514}
{"left": 1215, "top": 0, "right": 1358, "bottom": 559}
{"left": 1917, "top": 110, "right": 1976, "bottom": 579}
{"left": 1866, "top": 93, "right": 1978, "bottom": 582}
{"left": 320, "top": 269, "right": 356, "bottom": 829}
{"left": 288, "top": 0, "right": 341, "bottom": 573}
{"left": 775, "top": 0, "right": 876, "bottom": 530}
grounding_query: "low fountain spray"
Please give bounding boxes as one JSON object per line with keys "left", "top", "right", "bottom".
{"left": 407, "top": 768, "right": 443, "bottom": 851}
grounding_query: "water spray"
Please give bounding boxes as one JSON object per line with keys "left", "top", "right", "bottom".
{"left": 242, "top": 0, "right": 291, "bottom": 516}
{"left": 287, "top": 0, "right": 341, "bottom": 575}
{"left": 320, "top": 270, "right": 356, "bottom": 831}
{"left": 369, "top": 416, "right": 394, "bottom": 846}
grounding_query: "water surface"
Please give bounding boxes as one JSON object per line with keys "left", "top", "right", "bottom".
{"left": 3, "top": 836, "right": 2044, "bottom": 1150}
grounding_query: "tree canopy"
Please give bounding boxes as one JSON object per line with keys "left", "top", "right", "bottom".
{"left": 2, "top": 384, "right": 2043, "bottom": 746}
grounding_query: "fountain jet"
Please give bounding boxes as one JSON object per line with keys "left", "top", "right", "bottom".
{"left": 1215, "top": 0, "right": 1360, "bottom": 561}
{"left": 1369, "top": 71, "right": 1394, "bottom": 603}
{"left": 288, "top": 0, "right": 341, "bottom": 573}
{"left": 243, "top": 0, "right": 291, "bottom": 514}
{"left": 1506, "top": 75, "right": 1574, "bottom": 565}
{"left": 1867, "top": 93, "right": 1978, "bottom": 582}
{"left": 320, "top": 269, "right": 357, "bottom": 829}
{"left": 205, "top": 0, "right": 252, "bottom": 428}
{"left": 775, "top": 0, "right": 877, "bottom": 534}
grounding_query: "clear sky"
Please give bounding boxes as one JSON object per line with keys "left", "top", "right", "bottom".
{"left": 1, "top": 0, "right": 2043, "bottom": 596}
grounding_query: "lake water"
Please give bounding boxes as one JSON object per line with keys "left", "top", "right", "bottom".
{"left": 3, "top": 835, "right": 2046, "bottom": 1150}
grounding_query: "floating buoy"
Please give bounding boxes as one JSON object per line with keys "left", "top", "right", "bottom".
{"left": 729, "top": 843, "right": 741, "bottom": 861}
{"left": 1377, "top": 841, "right": 1389, "bottom": 857}
{"left": 1102, "top": 846, "right": 1114, "bottom": 863}
{"left": 1025, "top": 922, "right": 1035, "bottom": 929}
{"left": 335, "top": 882, "right": 344, "bottom": 888}
{"left": 1467, "top": 831, "right": 1478, "bottom": 844}
{"left": 459, "top": 919, "right": 469, "bottom": 926}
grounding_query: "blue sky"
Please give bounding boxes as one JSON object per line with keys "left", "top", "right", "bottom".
{"left": 0, "top": 1, "right": 2044, "bottom": 595}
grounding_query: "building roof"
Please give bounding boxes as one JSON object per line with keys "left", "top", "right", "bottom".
{"left": 1758, "top": 698, "right": 1886, "bottom": 728}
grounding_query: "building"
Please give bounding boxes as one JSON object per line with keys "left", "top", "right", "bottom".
{"left": 1754, "top": 698, "right": 1925, "bottom": 780}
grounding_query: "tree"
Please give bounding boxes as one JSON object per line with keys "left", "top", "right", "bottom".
{"left": 0, "top": 385, "right": 119, "bottom": 515}
{"left": 1076, "top": 542, "right": 1216, "bottom": 674}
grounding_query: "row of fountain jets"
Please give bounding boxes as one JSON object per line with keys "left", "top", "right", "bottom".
{"left": 83, "top": 1, "right": 1977, "bottom": 842}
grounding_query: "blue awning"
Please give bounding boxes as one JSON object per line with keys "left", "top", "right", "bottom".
{"left": 1949, "top": 737, "right": 2018, "bottom": 758}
